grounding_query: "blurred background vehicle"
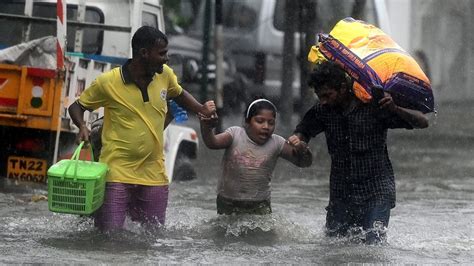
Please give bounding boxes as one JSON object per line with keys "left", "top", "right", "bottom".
{"left": 166, "top": 19, "right": 250, "bottom": 114}
{"left": 163, "top": 0, "right": 385, "bottom": 114}
{"left": 165, "top": 0, "right": 474, "bottom": 117}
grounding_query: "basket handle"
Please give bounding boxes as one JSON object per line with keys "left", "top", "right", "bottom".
{"left": 70, "top": 141, "right": 95, "bottom": 162}
{"left": 62, "top": 141, "right": 94, "bottom": 180}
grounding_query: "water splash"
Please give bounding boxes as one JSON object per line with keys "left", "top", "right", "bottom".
{"left": 211, "top": 214, "right": 276, "bottom": 237}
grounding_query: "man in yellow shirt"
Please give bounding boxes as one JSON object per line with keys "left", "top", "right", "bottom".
{"left": 68, "top": 26, "right": 216, "bottom": 231}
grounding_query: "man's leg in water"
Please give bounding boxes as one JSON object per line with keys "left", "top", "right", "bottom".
{"left": 325, "top": 201, "right": 354, "bottom": 237}
{"left": 129, "top": 185, "right": 169, "bottom": 226}
{"left": 94, "top": 183, "right": 130, "bottom": 231}
{"left": 362, "top": 203, "right": 391, "bottom": 244}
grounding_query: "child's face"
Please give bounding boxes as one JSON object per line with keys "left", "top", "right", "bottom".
{"left": 246, "top": 109, "right": 276, "bottom": 145}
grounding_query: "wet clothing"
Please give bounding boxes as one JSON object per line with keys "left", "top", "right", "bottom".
{"left": 295, "top": 100, "right": 412, "bottom": 242}
{"left": 94, "top": 183, "right": 169, "bottom": 231}
{"left": 78, "top": 60, "right": 183, "bottom": 185}
{"left": 79, "top": 60, "right": 182, "bottom": 229}
{"left": 216, "top": 194, "right": 272, "bottom": 215}
{"left": 295, "top": 101, "right": 412, "bottom": 209}
{"left": 216, "top": 127, "right": 285, "bottom": 214}
{"left": 217, "top": 126, "right": 286, "bottom": 214}
{"left": 325, "top": 200, "right": 390, "bottom": 244}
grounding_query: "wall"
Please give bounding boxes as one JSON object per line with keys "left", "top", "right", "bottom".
{"left": 385, "top": 0, "right": 411, "bottom": 50}
{"left": 384, "top": 0, "right": 474, "bottom": 102}
{"left": 409, "top": 0, "right": 474, "bottom": 102}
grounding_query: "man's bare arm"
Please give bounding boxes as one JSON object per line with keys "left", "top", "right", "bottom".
{"left": 173, "top": 90, "right": 216, "bottom": 117}
{"left": 68, "top": 101, "right": 90, "bottom": 142}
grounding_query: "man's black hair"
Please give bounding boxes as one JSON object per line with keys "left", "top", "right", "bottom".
{"left": 131, "top": 26, "right": 168, "bottom": 57}
{"left": 308, "top": 61, "right": 352, "bottom": 92}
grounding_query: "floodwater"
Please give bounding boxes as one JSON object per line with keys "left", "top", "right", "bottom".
{"left": 1, "top": 101, "right": 473, "bottom": 264}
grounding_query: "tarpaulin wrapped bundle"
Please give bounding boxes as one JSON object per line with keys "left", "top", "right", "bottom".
{"left": 308, "top": 17, "right": 435, "bottom": 113}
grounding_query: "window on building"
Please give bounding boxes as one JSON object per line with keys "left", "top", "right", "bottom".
{"left": 0, "top": 1, "right": 104, "bottom": 54}
{"left": 142, "top": 11, "right": 159, "bottom": 29}
{"left": 222, "top": 0, "right": 262, "bottom": 31}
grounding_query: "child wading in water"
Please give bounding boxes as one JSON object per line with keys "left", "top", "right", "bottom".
{"left": 200, "top": 97, "right": 312, "bottom": 215}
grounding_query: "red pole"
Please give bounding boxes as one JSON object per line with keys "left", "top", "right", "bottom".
{"left": 56, "top": 0, "right": 66, "bottom": 69}
{"left": 54, "top": 0, "right": 66, "bottom": 164}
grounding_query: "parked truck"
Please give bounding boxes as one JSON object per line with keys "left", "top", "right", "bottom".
{"left": 182, "top": 0, "right": 389, "bottom": 110}
{"left": 0, "top": 0, "right": 199, "bottom": 183}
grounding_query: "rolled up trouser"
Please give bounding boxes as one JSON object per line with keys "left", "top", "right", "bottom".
{"left": 94, "top": 182, "right": 169, "bottom": 231}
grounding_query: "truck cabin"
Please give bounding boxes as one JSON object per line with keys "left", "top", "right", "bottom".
{"left": 0, "top": 0, "right": 165, "bottom": 59}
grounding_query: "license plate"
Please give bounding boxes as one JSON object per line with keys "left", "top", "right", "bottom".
{"left": 7, "top": 156, "right": 47, "bottom": 183}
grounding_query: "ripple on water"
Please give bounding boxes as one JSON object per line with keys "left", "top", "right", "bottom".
{"left": 163, "top": 208, "right": 323, "bottom": 246}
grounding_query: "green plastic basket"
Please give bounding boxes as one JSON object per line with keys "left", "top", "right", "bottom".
{"left": 47, "top": 141, "right": 108, "bottom": 215}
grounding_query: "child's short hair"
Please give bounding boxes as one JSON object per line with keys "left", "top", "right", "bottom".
{"left": 244, "top": 96, "right": 277, "bottom": 122}
{"left": 308, "top": 61, "right": 352, "bottom": 93}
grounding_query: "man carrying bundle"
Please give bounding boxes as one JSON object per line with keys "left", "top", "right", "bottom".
{"left": 289, "top": 61, "right": 429, "bottom": 244}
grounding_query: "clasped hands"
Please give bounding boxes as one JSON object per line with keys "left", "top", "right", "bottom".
{"left": 198, "top": 101, "right": 218, "bottom": 127}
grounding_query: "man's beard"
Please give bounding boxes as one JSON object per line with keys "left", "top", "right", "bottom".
{"left": 144, "top": 61, "right": 164, "bottom": 76}
{"left": 154, "top": 64, "right": 164, "bottom": 74}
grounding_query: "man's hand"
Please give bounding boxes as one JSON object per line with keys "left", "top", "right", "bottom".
{"left": 287, "top": 135, "right": 309, "bottom": 154}
{"left": 294, "top": 141, "right": 310, "bottom": 154}
{"left": 68, "top": 101, "right": 90, "bottom": 145}
{"left": 378, "top": 92, "right": 430, "bottom": 128}
{"left": 378, "top": 92, "right": 398, "bottom": 112}
{"left": 77, "top": 124, "right": 91, "bottom": 145}
{"left": 283, "top": 134, "right": 312, "bottom": 167}
{"left": 200, "top": 100, "right": 216, "bottom": 117}
{"left": 371, "top": 85, "right": 385, "bottom": 103}
{"left": 372, "top": 86, "right": 429, "bottom": 128}
{"left": 371, "top": 85, "right": 398, "bottom": 112}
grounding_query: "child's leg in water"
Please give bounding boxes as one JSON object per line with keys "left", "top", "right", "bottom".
{"left": 216, "top": 194, "right": 272, "bottom": 215}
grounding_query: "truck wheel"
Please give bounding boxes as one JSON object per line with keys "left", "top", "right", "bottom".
{"left": 173, "top": 156, "right": 196, "bottom": 181}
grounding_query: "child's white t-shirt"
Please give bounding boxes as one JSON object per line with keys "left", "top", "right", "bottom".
{"left": 218, "top": 126, "right": 286, "bottom": 201}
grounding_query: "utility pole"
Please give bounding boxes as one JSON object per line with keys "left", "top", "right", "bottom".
{"left": 214, "top": 0, "right": 224, "bottom": 132}
{"left": 298, "top": 0, "right": 317, "bottom": 116}
{"left": 53, "top": 0, "right": 67, "bottom": 164}
{"left": 200, "top": 0, "right": 211, "bottom": 103}
{"left": 281, "top": 0, "right": 297, "bottom": 125}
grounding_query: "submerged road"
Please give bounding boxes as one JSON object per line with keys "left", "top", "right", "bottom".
{"left": 0, "top": 100, "right": 473, "bottom": 264}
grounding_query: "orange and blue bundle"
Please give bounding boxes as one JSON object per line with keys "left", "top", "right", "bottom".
{"left": 308, "top": 17, "right": 434, "bottom": 113}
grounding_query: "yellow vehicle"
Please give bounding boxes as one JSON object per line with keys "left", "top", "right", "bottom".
{"left": 0, "top": 0, "right": 199, "bottom": 183}
{"left": 0, "top": 62, "right": 63, "bottom": 182}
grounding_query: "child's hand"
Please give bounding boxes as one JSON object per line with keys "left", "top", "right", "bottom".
{"left": 200, "top": 100, "right": 216, "bottom": 117}
{"left": 199, "top": 112, "right": 219, "bottom": 128}
{"left": 287, "top": 135, "right": 309, "bottom": 154}
{"left": 287, "top": 135, "right": 302, "bottom": 147}
{"left": 294, "top": 141, "right": 309, "bottom": 154}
